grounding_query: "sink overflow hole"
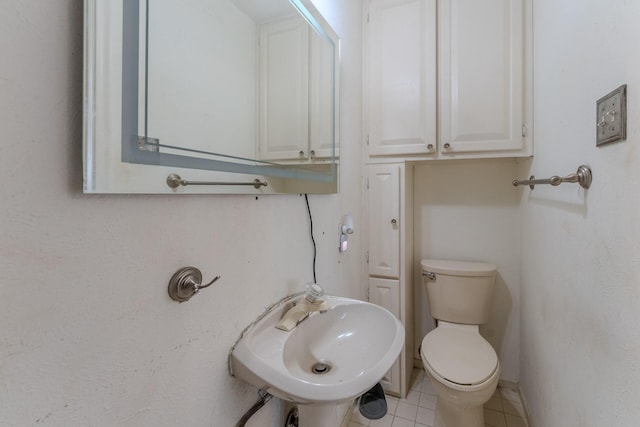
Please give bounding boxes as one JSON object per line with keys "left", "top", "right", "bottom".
{"left": 311, "top": 362, "right": 331, "bottom": 375}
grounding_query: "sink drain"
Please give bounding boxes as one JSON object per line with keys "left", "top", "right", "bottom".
{"left": 311, "top": 362, "right": 332, "bottom": 375}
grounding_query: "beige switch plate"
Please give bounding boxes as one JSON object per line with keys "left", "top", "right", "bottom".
{"left": 596, "top": 84, "right": 627, "bottom": 146}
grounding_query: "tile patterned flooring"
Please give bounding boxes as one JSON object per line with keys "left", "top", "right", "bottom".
{"left": 348, "top": 369, "right": 529, "bottom": 427}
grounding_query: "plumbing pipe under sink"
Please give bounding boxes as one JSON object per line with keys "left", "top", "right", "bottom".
{"left": 235, "top": 389, "right": 272, "bottom": 427}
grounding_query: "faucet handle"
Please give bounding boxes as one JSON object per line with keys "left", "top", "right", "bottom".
{"left": 305, "top": 283, "right": 324, "bottom": 303}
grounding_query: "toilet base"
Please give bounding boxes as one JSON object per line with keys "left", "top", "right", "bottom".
{"left": 434, "top": 397, "right": 484, "bottom": 427}
{"left": 423, "top": 363, "right": 499, "bottom": 427}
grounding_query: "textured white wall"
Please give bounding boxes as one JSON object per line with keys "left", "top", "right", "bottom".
{"left": 0, "top": 1, "right": 363, "bottom": 426}
{"left": 413, "top": 159, "right": 521, "bottom": 382}
{"left": 520, "top": 1, "right": 640, "bottom": 425}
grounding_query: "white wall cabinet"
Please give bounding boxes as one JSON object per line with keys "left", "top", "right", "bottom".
{"left": 438, "top": 0, "right": 525, "bottom": 155}
{"left": 366, "top": 0, "right": 437, "bottom": 157}
{"left": 258, "top": 17, "right": 335, "bottom": 162}
{"left": 366, "top": 164, "right": 413, "bottom": 397}
{"left": 365, "top": 0, "right": 530, "bottom": 160}
{"left": 258, "top": 17, "right": 309, "bottom": 161}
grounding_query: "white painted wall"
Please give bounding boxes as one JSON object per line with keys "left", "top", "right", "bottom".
{"left": 520, "top": 1, "right": 640, "bottom": 425}
{"left": 413, "top": 159, "right": 521, "bottom": 382}
{"left": 0, "top": 1, "right": 363, "bottom": 426}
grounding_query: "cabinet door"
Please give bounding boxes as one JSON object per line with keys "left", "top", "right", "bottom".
{"left": 369, "top": 277, "right": 401, "bottom": 395}
{"left": 439, "top": 0, "right": 524, "bottom": 154}
{"left": 309, "top": 31, "right": 336, "bottom": 160}
{"left": 368, "top": 165, "right": 400, "bottom": 278}
{"left": 367, "top": 0, "right": 436, "bottom": 156}
{"left": 258, "top": 17, "right": 309, "bottom": 160}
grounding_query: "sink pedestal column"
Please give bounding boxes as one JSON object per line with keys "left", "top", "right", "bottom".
{"left": 297, "top": 404, "right": 342, "bottom": 427}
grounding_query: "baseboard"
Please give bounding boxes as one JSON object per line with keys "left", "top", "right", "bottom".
{"left": 515, "top": 385, "right": 534, "bottom": 427}
{"left": 497, "top": 380, "right": 533, "bottom": 427}
{"left": 498, "top": 379, "right": 519, "bottom": 391}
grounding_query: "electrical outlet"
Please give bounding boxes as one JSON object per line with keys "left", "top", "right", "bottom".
{"left": 596, "top": 84, "right": 627, "bottom": 146}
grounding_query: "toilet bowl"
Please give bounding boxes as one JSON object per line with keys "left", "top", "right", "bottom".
{"left": 420, "top": 259, "right": 499, "bottom": 427}
{"left": 421, "top": 321, "right": 500, "bottom": 427}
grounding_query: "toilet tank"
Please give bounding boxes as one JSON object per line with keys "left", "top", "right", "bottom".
{"left": 421, "top": 259, "right": 496, "bottom": 325}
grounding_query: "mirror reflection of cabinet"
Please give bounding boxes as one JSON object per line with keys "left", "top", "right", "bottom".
{"left": 83, "top": 0, "right": 340, "bottom": 194}
{"left": 258, "top": 16, "right": 336, "bottom": 162}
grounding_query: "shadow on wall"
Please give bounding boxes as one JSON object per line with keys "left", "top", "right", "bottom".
{"left": 481, "top": 272, "right": 512, "bottom": 358}
{"left": 527, "top": 191, "right": 589, "bottom": 217}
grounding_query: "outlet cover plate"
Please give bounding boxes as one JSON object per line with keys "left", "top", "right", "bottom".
{"left": 596, "top": 84, "right": 627, "bottom": 146}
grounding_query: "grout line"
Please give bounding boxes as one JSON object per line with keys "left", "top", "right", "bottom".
{"left": 516, "top": 385, "right": 534, "bottom": 427}
{"left": 346, "top": 370, "right": 530, "bottom": 427}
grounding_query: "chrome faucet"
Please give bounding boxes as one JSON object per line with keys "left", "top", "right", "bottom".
{"left": 275, "top": 284, "right": 330, "bottom": 331}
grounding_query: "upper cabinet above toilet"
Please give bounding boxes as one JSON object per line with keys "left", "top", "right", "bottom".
{"left": 365, "top": 0, "right": 532, "bottom": 162}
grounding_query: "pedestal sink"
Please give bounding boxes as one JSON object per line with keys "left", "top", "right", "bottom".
{"left": 229, "top": 294, "right": 405, "bottom": 426}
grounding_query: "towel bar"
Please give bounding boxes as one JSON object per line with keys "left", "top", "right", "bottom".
{"left": 166, "top": 173, "right": 268, "bottom": 189}
{"left": 512, "top": 165, "right": 592, "bottom": 190}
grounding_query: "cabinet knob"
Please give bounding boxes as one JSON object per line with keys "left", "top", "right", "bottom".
{"left": 444, "top": 143, "right": 451, "bottom": 150}
{"left": 299, "top": 150, "right": 305, "bottom": 157}
{"left": 391, "top": 218, "right": 397, "bottom": 226}
{"left": 310, "top": 150, "right": 316, "bottom": 159}
{"left": 427, "top": 144, "right": 434, "bottom": 151}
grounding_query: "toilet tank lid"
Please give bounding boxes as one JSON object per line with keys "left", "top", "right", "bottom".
{"left": 421, "top": 259, "right": 496, "bottom": 277}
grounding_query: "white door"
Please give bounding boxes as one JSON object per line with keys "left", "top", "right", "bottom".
{"left": 309, "top": 30, "right": 336, "bottom": 160}
{"left": 438, "top": 0, "right": 524, "bottom": 154}
{"left": 369, "top": 277, "right": 401, "bottom": 395}
{"left": 367, "top": 0, "right": 437, "bottom": 156}
{"left": 368, "top": 164, "right": 400, "bottom": 278}
{"left": 258, "top": 16, "right": 310, "bottom": 161}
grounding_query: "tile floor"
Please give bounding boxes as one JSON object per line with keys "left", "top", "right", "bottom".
{"left": 348, "top": 369, "right": 529, "bottom": 427}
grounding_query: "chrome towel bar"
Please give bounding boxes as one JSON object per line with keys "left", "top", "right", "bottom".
{"left": 512, "top": 165, "right": 592, "bottom": 190}
{"left": 166, "top": 173, "right": 268, "bottom": 189}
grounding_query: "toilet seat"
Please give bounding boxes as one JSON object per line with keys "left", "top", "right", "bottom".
{"left": 421, "top": 322, "right": 498, "bottom": 387}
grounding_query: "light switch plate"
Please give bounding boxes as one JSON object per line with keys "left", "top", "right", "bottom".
{"left": 596, "top": 84, "right": 627, "bottom": 146}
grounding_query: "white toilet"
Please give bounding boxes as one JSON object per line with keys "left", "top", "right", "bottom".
{"left": 420, "top": 259, "right": 500, "bottom": 427}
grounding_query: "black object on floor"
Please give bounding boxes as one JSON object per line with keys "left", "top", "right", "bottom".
{"left": 358, "top": 382, "right": 387, "bottom": 420}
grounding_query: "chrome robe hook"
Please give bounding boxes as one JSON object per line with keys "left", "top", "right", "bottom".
{"left": 168, "top": 267, "right": 221, "bottom": 302}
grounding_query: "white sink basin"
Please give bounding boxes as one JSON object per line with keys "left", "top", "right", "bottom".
{"left": 230, "top": 295, "right": 404, "bottom": 405}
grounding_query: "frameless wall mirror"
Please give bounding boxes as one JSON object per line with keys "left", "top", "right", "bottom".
{"left": 83, "top": 0, "right": 340, "bottom": 194}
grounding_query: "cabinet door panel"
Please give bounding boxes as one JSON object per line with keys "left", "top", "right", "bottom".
{"left": 258, "top": 18, "right": 309, "bottom": 160}
{"left": 309, "top": 32, "right": 335, "bottom": 159}
{"left": 369, "top": 277, "right": 401, "bottom": 395}
{"left": 367, "top": 0, "right": 436, "bottom": 156}
{"left": 368, "top": 165, "right": 400, "bottom": 278}
{"left": 439, "top": 0, "right": 524, "bottom": 153}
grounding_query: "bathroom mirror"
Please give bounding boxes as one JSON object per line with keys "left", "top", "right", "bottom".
{"left": 83, "top": 0, "right": 339, "bottom": 194}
